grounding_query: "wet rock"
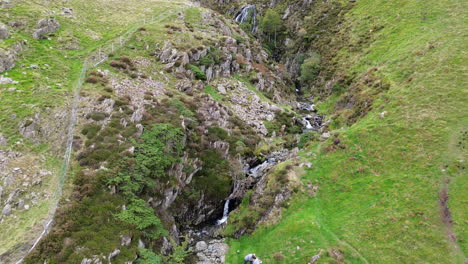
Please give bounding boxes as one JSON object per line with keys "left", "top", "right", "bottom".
{"left": 0, "top": 23, "right": 10, "bottom": 39}
{"left": 33, "top": 18, "right": 60, "bottom": 40}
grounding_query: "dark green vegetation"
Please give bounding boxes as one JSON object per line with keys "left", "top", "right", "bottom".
{"left": 259, "top": 10, "right": 285, "bottom": 56}
{"left": 25, "top": 119, "right": 184, "bottom": 263}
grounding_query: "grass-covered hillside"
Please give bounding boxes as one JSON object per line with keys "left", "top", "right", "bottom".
{"left": 225, "top": 0, "right": 467, "bottom": 263}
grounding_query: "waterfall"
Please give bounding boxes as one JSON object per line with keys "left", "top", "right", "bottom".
{"left": 216, "top": 200, "right": 230, "bottom": 225}
{"left": 303, "top": 117, "right": 314, "bottom": 130}
{"left": 249, "top": 158, "right": 276, "bottom": 178}
{"left": 234, "top": 5, "right": 258, "bottom": 33}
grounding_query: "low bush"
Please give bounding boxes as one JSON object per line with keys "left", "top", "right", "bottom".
{"left": 300, "top": 52, "right": 321, "bottom": 82}
{"left": 189, "top": 64, "right": 206, "bottom": 81}
{"left": 81, "top": 124, "right": 101, "bottom": 139}
{"left": 110, "top": 60, "right": 127, "bottom": 69}
{"left": 88, "top": 111, "right": 109, "bottom": 121}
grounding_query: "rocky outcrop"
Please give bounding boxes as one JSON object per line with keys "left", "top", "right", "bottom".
{"left": 0, "top": 23, "right": 10, "bottom": 39}
{"left": 194, "top": 240, "right": 229, "bottom": 264}
{"left": 0, "top": 149, "right": 54, "bottom": 224}
{"left": 0, "top": 75, "right": 17, "bottom": 84}
{"left": 155, "top": 10, "right": 295, "bottom": 103}
{"left": 0, "top": 41, "right": 23, "bottom": 73}
{"left": 33, "top": 18, "right": 60, "bottom": 40}
{"left": 0, "top": 0, "right": 14, "bottom": 9}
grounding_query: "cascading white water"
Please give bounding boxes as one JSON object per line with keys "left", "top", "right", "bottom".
{"left": 216, "top": 200, "right": 230, "bottom": 225}
{"left": 234, "top": 5, "right": 257, "bottom": 33}
{"left": 303, "top": 117, "right": 314, "bottom": 130}
{"left": 249, "top": 158, "right": 276, "bottom": 178}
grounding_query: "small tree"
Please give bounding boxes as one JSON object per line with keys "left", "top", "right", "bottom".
{"left": 300, "top": 52, "right": 321, "bottom": 82}
{"left": 260, "top": 9, "right": 284, "bottom": 47}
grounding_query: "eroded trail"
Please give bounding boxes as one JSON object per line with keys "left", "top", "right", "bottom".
{"left": 439, "top": 175, "right": 466, "bottom": 263}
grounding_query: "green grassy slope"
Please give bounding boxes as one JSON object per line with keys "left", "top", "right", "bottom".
{"left": 226, "top": 0, "right": 467, "bottom": 263}
{"left": 0, "top": 0, "right": 187, "bottom": 140}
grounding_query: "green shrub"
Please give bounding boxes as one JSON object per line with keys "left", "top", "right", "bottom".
{"left": 166, "top": 238, "right": 191, "bottom": 264}
{"left": 115, "top": 198, "right": 168, "bottom": 239}
{"left": 135, "top": 123, "right": 185, "bottom": 178}
{"left": 85, "top": 76, "right": 100, "bottom": 84}
{"left": 298, "top": 132, "right": 318, "bottom": 148}
{"left": 273, "top": 252, "right": 285, "bottom": 261}
{"left": 300, "top": 52, "right": 321, "bottom": 82}
{"left": 189, "top": 64, "right": 206, "bottom": 80}
{"left": 199, "top": 56, "right": 214, "bottom": 66}
{"left": 88, "top": 111, "right": 109, "bottom": 121}
{"left": 136, "top": 248, "right": 163, "bottom": 264}
{"left": 207, "top": 126, "right": 229, "bottom": 141}
{"left": 110, "top": 60, "right": 127, "bottom": 69}
{"left": 193, "top": 150, "right": 232, "bottom": 201}
{"left": 81, "top": 124, "right": 101, "bottom": 139}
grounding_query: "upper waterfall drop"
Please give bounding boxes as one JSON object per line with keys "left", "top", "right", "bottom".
{"left": 234, "top": 4, "right": 258, "bottom": 33}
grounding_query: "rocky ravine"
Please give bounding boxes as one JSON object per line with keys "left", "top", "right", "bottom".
{"left": 9, "top": 2, "right": 315, "bottom": 264}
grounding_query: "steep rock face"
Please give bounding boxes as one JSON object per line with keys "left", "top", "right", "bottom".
{"left": 156, "top": 9, "right": 295, "bottom": 103}
{"left": 198, "top": 0, "right": 353, "bottom": 94}
{"left": 32, "top": 18, "right": 60, "bottom": 40}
